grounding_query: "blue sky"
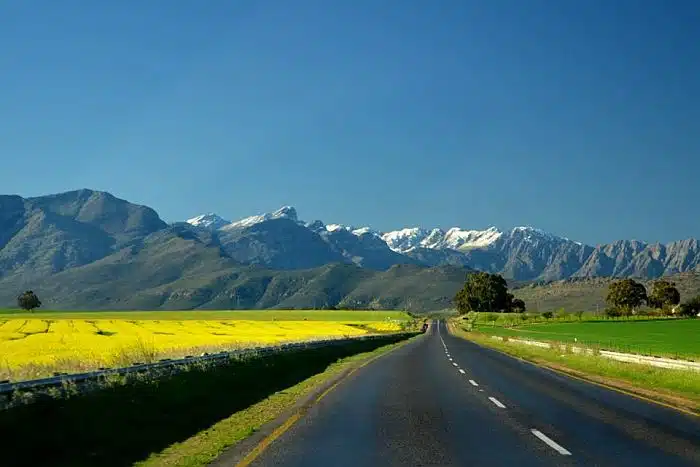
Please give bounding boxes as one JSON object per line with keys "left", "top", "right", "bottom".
{"left": 1, "top": 0, "right": 698, "bottom": 245}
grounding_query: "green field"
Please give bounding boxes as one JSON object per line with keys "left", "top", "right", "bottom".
{"left": 0, "top": 309, "right": 412, "bottom": 321}
{"left": 475, "top": 319, "right": 700, "bottom": 360}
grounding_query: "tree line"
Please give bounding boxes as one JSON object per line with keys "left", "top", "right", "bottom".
{"left": 453, "top": 272, "right": 700, "bottom": 318}
{"left": 604, "top": 278, "right": 700, "bottom": 317}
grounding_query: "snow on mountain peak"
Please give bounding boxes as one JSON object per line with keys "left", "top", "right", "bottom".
{"left": 381, "top": 228, "right": 430, "bottom": 252}
{"left": 223, "top": 206, "right": 301, "bottom": 230}
{"left": 441, "top": 227, "right": 503, "bottom": 250}
{"left": 351, "top": 226, "right": 377, "bottom": 237}
{"left": 186, "top": 213, "right": 231, "bottom": 230}
{"left": 272, "top": 206, "right": 298, "bottom": 221}
{"left": 325, "top": 224, "right": 347, "bottom": 233}
{"left": 381, "top": 225, "right": 504, "bottom": 253}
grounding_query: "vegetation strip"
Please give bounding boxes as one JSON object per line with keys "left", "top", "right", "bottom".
{"left": 0, "top": 333, "right": 416, "bottom": 403}
{"left": 0, "top": 310, "right": 415, "bottom": 381}
{"left": 449, "top": 322, "right": 700, "bottom": 416}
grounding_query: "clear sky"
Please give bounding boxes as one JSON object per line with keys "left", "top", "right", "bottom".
{"left": 1, "top": 0, "right": 698, "bottom": 245}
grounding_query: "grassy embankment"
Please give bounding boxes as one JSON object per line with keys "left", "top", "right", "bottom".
{"left": 0, "top": 310, "right": 416, "bottom": 381}
{"left": 449, "top": 318, "right": 700, "bottom": 414}
{"left": 0, "top": 331, "right": 419, "bottom": 467}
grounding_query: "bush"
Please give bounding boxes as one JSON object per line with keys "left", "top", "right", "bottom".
{"left": 542, "top": 311, "right": 554, "bottom": 319}
{"left": 604, "top": 307, "right": 621, "bottom": 318}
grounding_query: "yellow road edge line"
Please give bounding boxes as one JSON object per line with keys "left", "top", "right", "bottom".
{"left": 446, "top": 321, "right": 699, "bottom": 418}
{"left": 235, "top": 334, "right": 421, "bottom": 467}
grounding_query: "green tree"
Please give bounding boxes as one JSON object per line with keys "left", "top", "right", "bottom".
{"left": 605, "top": 279, "right": 647, "bottom": 313}
{"left": 511, "top": 298, "right": 526, "bottom": 313}
{"left": 647, "top": 280, "right": 681, "bottom": 309}
{"left": 17, "top": 290, "right": 42, "bottom": 312}
{"left": 678, "top": 295, "right": 700, "bottom": 317}
{"left": 454, "top": 272, "right": 514, "bottom": 314}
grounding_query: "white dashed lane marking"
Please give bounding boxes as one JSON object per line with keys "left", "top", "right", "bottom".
{"left": 469, "top": 379, "right": 479, "bottom": 387}
{"left": 458, "top": 369, "right": 466, "bottom": 374}
{"left": 531, "top": 429, "right": 572, "bottom": 456}
{"left": 488, "top": 397, "right": 507, "bottom": 409}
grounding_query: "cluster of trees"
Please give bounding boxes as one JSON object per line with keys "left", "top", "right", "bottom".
{"left": 454, "top": 272, "right": 526, "bottom": 314}
{"left": 605, "top": 279, "right": 700, "bottom": 317}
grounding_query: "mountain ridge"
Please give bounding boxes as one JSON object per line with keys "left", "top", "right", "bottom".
{"left": 185, "top": 205, "right": 700, "bottom": 281}
{"left": 0, "top": 189, "right": 698, "bottom": 311}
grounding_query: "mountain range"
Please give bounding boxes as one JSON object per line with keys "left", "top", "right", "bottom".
{"left": 184, "top": 205, "right": 700, "bottom": 281}
{"left": 0, "top": 188, "right": 697, "bottom": 311}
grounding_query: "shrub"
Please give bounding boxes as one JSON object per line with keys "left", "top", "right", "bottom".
{"left": 542, "top": 311, "right": 554, "bottom": 319}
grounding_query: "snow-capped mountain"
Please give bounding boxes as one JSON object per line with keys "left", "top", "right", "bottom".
{"left": 183, "top": 206, "right": 700, "bottom": 280}
{"left": 222, "top": 205, "right": 301, "bottom": 230}
{"left": 381, "top": 226, "right": 504, "bottom": 253}
{"left": 186, "top": 213, "right": 231, "bottom": 230}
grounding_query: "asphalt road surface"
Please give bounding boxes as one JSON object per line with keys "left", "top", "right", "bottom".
{"left": 242, "top": 321, "right": 700, "bottom": 467}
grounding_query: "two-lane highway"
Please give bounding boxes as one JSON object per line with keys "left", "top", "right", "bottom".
{"left": 223, "top": 321, "right": 700, "bottom": 467}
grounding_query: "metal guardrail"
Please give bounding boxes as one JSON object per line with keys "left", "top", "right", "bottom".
{"left": 0, "top": 331, "right": 420, "bottom": 396}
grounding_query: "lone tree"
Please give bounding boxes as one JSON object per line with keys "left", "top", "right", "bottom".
{"left": 454, "top": 272, "right": 521, "bottom": 313}
{"left": 678, "top": 295, "right": 700, "bottom": 317}
{"left": 647, "top": 280, "right": 681, "bottom": 310}
{"left": 17, "top": 290, "right": 42, "bottom": 312}
{"left": 605, "top": 279, "right": 647, "bottom": 314}
{"left": 511, "top": 298, "right": 526, "bottom": 313}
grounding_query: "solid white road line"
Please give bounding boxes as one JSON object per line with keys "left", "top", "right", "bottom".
{"left": 531, "top": 429, "right": 572, "bottom": 456}
{"left": 488, "top": 397, "right": 507, "bottom": 408}
{"left": 468, "top": 379, "right": 479, "bottom": 386}
{"left": 459, "top": 369, "right": 466, "bottom": 374}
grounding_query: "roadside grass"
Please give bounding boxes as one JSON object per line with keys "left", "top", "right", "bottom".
{"left": 0, "top": 333, "right": 416, "bottom": 467}
{"left": 466, "top": 318, "right": 700, "bottom": 360}
{"left": 0, "top": 309, "right": 412, "bottom": 321}
{"left": 450, "top": 322, "right": 700, "bottom": 414}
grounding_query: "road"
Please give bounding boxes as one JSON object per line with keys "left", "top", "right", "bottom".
{"left": 234, "top": 321, "right": 700, "bottom": 467}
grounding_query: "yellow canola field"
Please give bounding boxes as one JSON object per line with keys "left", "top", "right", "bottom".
{"left": 0, "top": 319, "right": 403, "bottom": 374}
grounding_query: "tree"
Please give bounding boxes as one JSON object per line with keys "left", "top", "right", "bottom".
{"left": 17, "top": 290, "right": 42, "bottom": 312}
{"left": 678, "top": 295, "right": 700, "bottom": 317}
{"left": 454, "top": 272, "right": 515, "bottom": 314}
{"left": 511, "top": 298, "right": 526, "bottom": 313}
{"left": 647, "top": 280, "right": 681, "bottom": 310}
{"left": 605, "top": 279, "right": 647, "bottom": 313}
